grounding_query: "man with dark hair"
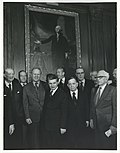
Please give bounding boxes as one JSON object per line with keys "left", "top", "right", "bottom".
{"left": 42, "top": 74, "right": 68, "bottom": 149}
{"left": 18, "top": 70, "right": 27, "bottom": 87}
{"left": 75, "top": 67, "right": 94, "bottom": 125}
{"left": 23, "top": 67, "right": 46, "bottom": 149}
{"left": 18, "top": 70, "right": 28, "bottom": 148}
{"left": 56, "top": 67, "right": 68, "bottom": 92}
{"left": 75, "top": 67, "right": 94, "bottom": 148}
{"left": 4, "top": 68, "right": 24, "bottom": 149}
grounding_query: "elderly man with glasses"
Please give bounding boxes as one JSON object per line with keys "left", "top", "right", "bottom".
{"left": 90, "top": 70, "right": 117, "bottom": 150}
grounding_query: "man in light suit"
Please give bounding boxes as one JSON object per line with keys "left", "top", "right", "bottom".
{"left": 90, "top": 70, "right": 117, "bottom": 149}
{"left": 23, "top": 67, "right": 46, "bottom": 149}
{"left": 4, "top": 68, "right": 24, "bottom": 149}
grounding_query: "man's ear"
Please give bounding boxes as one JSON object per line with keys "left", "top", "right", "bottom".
{"left": 76, "top": 82, "right": 79, "bottom": 87}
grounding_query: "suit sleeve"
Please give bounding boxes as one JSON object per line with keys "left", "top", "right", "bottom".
{"left": 8, "top": 100, "right": 14, "bottom": 125}
{"left": 111, "top": 87, "right": 117, "bottom": 128}
{"left": 60, "top": 93, "right": 68, "bottom": 129}
{"left": 23, "top": 87, "right": 30, "bottom": 119}
{"left": 90, "top": 88, "right": 95, "bottom": 120}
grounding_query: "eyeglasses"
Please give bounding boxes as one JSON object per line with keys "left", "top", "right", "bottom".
{"left": 97, "top": 76, "right": 106, "bottom": 79}
{"left": 76, "top": 72, "right": 84, "bottom": 75}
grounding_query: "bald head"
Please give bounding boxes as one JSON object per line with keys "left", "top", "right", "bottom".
{"left": 4, "top": 68, "right": 15, "bottom": 83}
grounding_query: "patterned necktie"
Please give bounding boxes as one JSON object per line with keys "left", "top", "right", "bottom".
{"left": 95, "top": 87, "right": 101, "bottom": 105}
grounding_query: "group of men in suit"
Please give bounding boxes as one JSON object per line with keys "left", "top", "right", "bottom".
{"left": 4, "top": 66, "right": 117, "bottom": 150}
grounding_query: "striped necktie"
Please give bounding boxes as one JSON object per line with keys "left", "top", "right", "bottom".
{"left": 95, "top": 87, "right": 101, "bottom": 105}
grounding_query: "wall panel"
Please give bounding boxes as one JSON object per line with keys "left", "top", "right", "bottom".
{"left": 4, "top": 3, "right": 116, "bottom": 79}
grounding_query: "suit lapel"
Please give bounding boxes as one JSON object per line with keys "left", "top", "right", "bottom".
{"left": 29, "top": 82, "right": 38, "bottom": 98}
{"left": 38, "top": 81, "right": 45, "bottom": 99}
{"left": 96, "top": 85, "right": 109, "bottom": 106}
{"left": 93, "top": 87, "right": 99, "bottom": 105}
{"left": 51, "top": 87, "right": 59, "bottom": 97}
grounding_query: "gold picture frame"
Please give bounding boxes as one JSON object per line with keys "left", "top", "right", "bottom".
{"left": 25, "top": 4, "right": 81, "bottom": 81}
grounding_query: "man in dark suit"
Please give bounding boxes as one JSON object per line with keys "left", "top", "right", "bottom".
{"left": 4, "top": 68, "right": 24, "bottom": 149}
{"left": 90, "top": 70, "right": 117, "bottom": 149}
{"left": 75, "top": 67, "right": 94, "bottom": 149}
{"left": 42, "top": 74, "right": 68, "bottom": 149}
{"left": 90, "top": 71, "right": 98, "bottom": 87}
{"left": 75, "top": 67, "right": 94, "bottom": 118}
{"left": 66, "top": 76, "right": 89, "bottom": 149}
{"left": 18, "top": 70, "right": 28, "bottom": 148}
{"left": 111, "top": 68, "right": 117, "bottom": 87}
{"left": 56, "top": 67, "right": 68, "bottom": 92}
{"left": 23, "top": 67, "right": 46, "bottom": 149}
{"left": 18, "top": 70, "right": 27, "bottom": 87}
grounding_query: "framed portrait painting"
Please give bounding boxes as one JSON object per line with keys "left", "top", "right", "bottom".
{"left": 25, "top": 4, "right": 81, "bottom": 81}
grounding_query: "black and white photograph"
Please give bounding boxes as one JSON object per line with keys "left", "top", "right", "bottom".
{"left": 2, "top": 1, "right": 119, "bottom": 152}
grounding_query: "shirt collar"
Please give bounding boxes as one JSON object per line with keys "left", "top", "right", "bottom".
{"left": 33, "top": 81, "right": 40, "bottom": 87}
{"left": 20, "top": 82, "right": 27, "bottom": 87}
{"left": 51, "top": 87, "right": 58, "bottom": 95}
{"left": 99, "top": 83, "right": 107, "bottom": 90}
{"left": 79, "top": 79, "right": 85, "bottom": 86}
{"left": 70, "top": 89, "right": 78, "bottom": 99}
{"left": 61, "top": 77, "right": 65, "bottom": 83}
{"left": 5, "top": 80, "right": 12, "bottom": 88}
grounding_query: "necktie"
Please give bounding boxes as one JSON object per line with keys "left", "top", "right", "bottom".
{"left": 72, "top": 92, "right": 77, "bottom": 105}
{"left": 79, "top": 82, "right": 84, "bottom": 91}
{"left": 72, "top": 92, "right": 76, "bottom": 100}
{"left": 35, "top": 82, "right": 38, "bottom": 91}
{"left": 57, "top": 35, "right": 59, "bottom": 42}
{"left": 23, "top": 83, "right": 26, "bottom": 87}
{"left": 95, "top": 87, "right": 101, "bottom": 105}
{"left": 49, "top": 90, "right": 53, "bottom": 97}
{"left": 9, "top": 83, "right": 12, "bottom": 91}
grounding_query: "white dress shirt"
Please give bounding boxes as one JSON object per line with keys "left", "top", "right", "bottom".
{"left": 51, "top": 87, "right": 58, "bottom": 96}
{"left": 70, "top": 89, "right": 78, "bottom": 99}
{"left": 5, "top": 80, "right": 13, "bottom": 90}
{"left": 33, "top": 81, "right": 40, "bottom": 87}
{"left": 98, "top": 83, "right": 107, "bottom": 97}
